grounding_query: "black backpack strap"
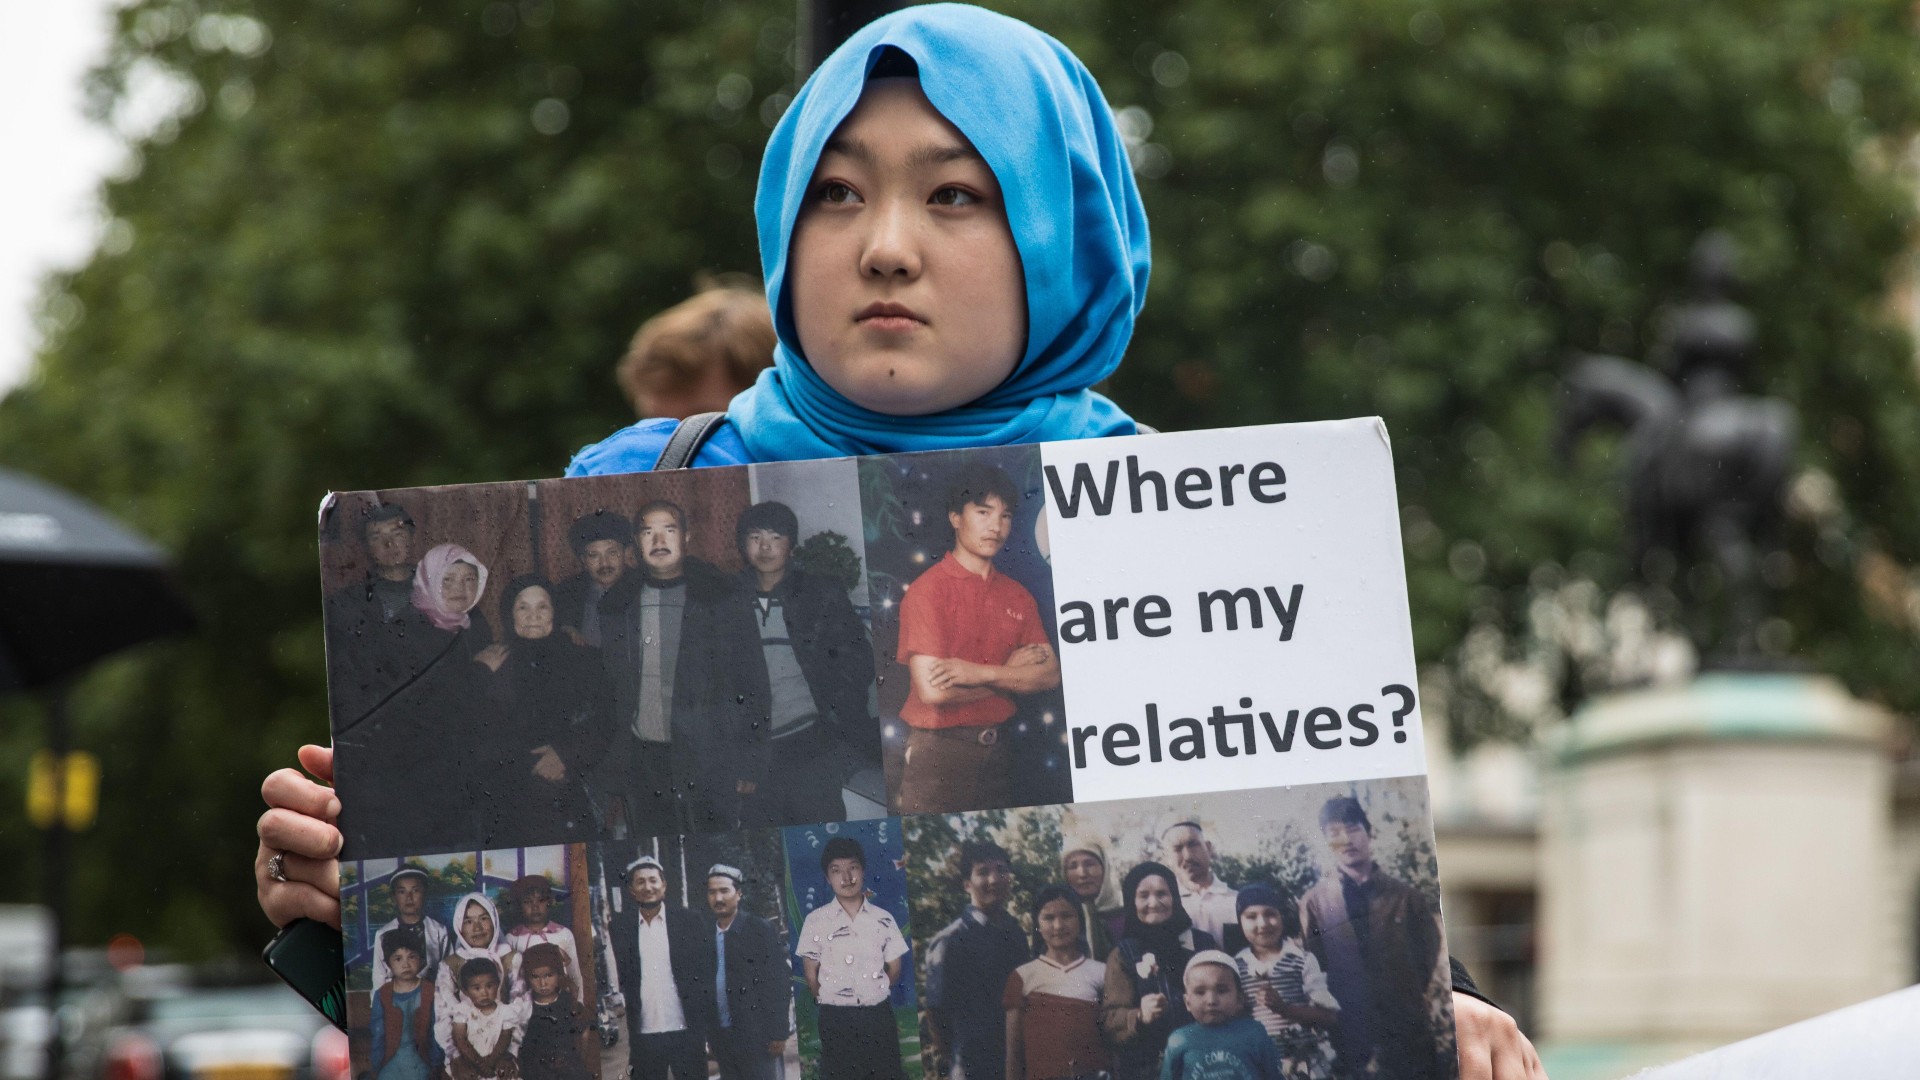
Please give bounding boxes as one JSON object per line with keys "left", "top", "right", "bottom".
{"left": 652, "top": 411, "right": 726, "bottom": 471}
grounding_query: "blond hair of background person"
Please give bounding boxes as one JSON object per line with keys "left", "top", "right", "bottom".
{"left": 616, "top": 278, "right": 776, "bottom": 419}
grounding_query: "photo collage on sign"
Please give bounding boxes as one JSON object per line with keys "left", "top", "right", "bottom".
{"left": 322, "top": 440, "right": 1458, "bottom": 1080}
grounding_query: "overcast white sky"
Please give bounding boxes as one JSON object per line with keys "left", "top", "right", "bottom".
{"left": 1, "top": 1, "right": 122, "bottom": 394}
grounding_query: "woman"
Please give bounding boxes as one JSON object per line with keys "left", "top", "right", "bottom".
{"left": 435, "top": 893, "right": 517, "bottom": 1018}
{"left": 256, "top": 8, "right": 1536, "bottom": 1075}
{"left": 1102, "top": 862, "right": 1217, "bottom": 1080}
{"left": 1004, "top": 884, "right": 1109, "bottom": 1080}
{"left": 334, "top": 543, "right": 495, "bottom": 855}
{"left": 470, "top": 577, "right": 613, "bottom": 846}
{"left": 1059, "top": 835, "right": 1122, "bottom": 962}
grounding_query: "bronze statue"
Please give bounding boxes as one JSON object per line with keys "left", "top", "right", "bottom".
{"left": 1556, "top": 232, "right": 1798, "bottom": 664}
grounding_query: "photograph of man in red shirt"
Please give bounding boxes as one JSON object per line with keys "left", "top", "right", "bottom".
{"left": 893, "top": 462, "right": 1062, "bottom": 813}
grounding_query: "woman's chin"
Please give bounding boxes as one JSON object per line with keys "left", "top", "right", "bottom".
{"left": 839, "top": 381, "right": 965, "bottom": 417}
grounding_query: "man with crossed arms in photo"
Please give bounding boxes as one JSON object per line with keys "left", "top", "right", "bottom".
{"left": 702, "top": 864, "right": 791, "bottom": 1080}
{"left": 893, "top": 464, "right": 1060, "bottom": 813}
{"left": 611, "top": 856, "right": 709, "bottom": 1080}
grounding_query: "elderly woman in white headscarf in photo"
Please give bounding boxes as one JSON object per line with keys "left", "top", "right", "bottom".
{"left": 1060, "top": 831, "right": 1122, "bottom": 962}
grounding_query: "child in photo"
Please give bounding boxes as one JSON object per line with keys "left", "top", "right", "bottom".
{"left": 369, "top": 925, "right": 442, "bottom": 1080}
{"left": 1159, "top": 951, "right": 1281, "bottom": 1080}
{"left": 797, "top": 837, "right": 910, "bottom": 1080}
{"left": 515, "top": 943, "right": 592, "bottom": 1080}
{"left": 503, "top": 876, "right": 585, "bottom": 1003}
{"left": 1002, "top": 884, "right": 1109, "bottom": 1080}
{"left": 439, "top": 893, "right": 517, "bottom": 1016}
{"left": 438, "top": 957, "right": 530, "bottom": 1080}
{"left": 1231, "top": 886, "right": 1338, "bottom": 1080}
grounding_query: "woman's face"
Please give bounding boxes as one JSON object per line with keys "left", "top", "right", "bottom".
{"left": 512, "top": 586, "right": 555, "bottom": 640}
{"left": 460, "top": 901, "right": 494, "bottom": 947}
{"left": 788, "top": 77, "right": 1028, "bottom": 417}
{"left": 440, "top": 561, "right": 481, "bottom": 613}
{"left": 1037, "top": 897, "right": 1083, "bottom": 953}
{"left": 1133, "top": 874, "right": 1174, "bottom": 926}
{"left": 1063, "top": 850, "right": 1105, "bottom": 901}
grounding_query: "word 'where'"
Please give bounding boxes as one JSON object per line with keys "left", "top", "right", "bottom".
{"left": 1045, "top": 455, "right": 1287, "bottom": 517}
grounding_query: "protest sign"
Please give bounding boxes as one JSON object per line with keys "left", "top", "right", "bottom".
{"left": 320, "top": 419, "right": 1456, "bottom": 1080}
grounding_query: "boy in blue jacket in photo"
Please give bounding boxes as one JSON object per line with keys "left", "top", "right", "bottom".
{"left": 255, "top": 7, "right": 1542, "bottom": 1077}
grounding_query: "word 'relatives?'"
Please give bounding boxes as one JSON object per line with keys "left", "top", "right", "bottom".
{"left": 1071, "top": 685, "right": 1416, "bottom": 769}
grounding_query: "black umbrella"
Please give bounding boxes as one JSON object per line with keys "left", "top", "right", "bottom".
{"left": 0, "top": 467, "right": 195, "bottom": 693}
{"left": 1, "top": 468, "right": 196, "bottom": 1080}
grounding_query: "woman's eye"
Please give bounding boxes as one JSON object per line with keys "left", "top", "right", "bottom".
{"left": 818, "top": 181, "right": 860, "bottom": 204}
{"left": 930, "top": 186, "right": 979, "bottom": 207}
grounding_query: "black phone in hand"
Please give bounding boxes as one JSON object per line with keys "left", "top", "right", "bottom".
{"left": 261, "top": 918, "right": 347, "bottom": 1031}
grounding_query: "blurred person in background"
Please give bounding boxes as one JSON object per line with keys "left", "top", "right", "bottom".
{"left": 616, "top": 279, "right": 776, "bottom": 420}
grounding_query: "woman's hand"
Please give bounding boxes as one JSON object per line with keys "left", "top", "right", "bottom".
{"left": 256, "top": 744, "right": 343, "bottom": 930}
{"left": 473, "top": 644, "right": 509, "bottom": 672}
{"left": 1455, "top": 992, "right": 1546, "bottom": 1079}
{"left": 1137, "top": 992, "right": 1166, "bottom": 1026}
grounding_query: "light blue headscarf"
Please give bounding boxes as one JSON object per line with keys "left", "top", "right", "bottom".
{"left": 729, "top": 2, "right": 1150, "bottom": 462}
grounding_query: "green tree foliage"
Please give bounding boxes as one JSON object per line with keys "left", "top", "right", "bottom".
{"left": 2, "top": 0, "right": 1917, "bottom": 954}
{"left": 1012, "top": 0, "right": 1920, "bottom": 732}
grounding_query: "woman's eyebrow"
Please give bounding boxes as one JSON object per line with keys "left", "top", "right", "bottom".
{"left": 820, "top": 136, "right": 985, "bottom": 170}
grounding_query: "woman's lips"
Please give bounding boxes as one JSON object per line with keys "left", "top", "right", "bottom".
{"left": 856, "top": 301, "right": 926, "bottom": 333}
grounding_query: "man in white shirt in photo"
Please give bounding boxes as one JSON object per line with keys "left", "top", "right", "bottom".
{"left": 609, "top": 855, "right": 708, "bottom": 1080}
{"left": 1165, "top": 821, "right": 1241, "bottom": 950}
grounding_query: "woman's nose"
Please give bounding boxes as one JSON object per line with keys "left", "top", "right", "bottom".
{"left": 861, "top": 199, "right": 923, "bottom": 280}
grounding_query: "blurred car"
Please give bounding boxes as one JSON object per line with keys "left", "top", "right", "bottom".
{"left": 94, "top": 977, "right": 345, "bottom": 1080}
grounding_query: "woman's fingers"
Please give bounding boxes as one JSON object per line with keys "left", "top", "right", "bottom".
{"left": 254, "top": 841, "right": 342, "bottom": 930}
{"left": 262, "top": 767, "right": 340, "bottom": 821}
{"left": 296, "top": 744, "right": 335, "bottom": 785}
{"left": 258, "top": 806, "right": 343, "bottom": 861}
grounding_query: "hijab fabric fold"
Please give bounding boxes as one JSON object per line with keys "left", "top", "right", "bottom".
{"left": 412, "top": 543, "right": 487, "bottom": 631}
{"left": 733, "top": 2, "right": 1150, "bottom": 461}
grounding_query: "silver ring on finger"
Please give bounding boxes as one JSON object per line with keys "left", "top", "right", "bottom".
{"left": 267, "top": 852, "right": 290, "bottom": 883}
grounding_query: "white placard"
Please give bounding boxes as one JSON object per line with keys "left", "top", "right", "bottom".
{"left": 1041, "top": 417, "right": 1429, "bottom": 803}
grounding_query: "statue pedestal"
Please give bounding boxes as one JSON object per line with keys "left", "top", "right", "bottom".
{"left": 1539, "top": 673, "right": 1899, "bottom": 1042}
